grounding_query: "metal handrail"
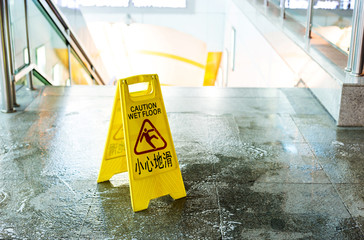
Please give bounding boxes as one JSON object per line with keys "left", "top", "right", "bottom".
{"left": 13, "top": 64, "right": 36, "bottom": 82}
{"left": 13, "top": 63, "right": 52, "bottom": 85}
{"left": 39, "top": 0, "right": 105, "bottom": 85}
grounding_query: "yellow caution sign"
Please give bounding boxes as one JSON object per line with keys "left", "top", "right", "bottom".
{"left": 97, "top": 86, "right": 127, "bottom": 183}
{"left": 97, "top": 74, "right": 186, "bottom": 212}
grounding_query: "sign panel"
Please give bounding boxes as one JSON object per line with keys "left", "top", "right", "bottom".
{"left": 97, "top": 74, "right": 186, "bottom": 212}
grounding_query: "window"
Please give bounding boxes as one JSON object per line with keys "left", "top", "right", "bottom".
{"left": 23, "top": 48, "right": 29, "bottom": 65}
{"left": 36, "top": 45, "right": 46, "bottom": 73}
{"left": 52, "top": 64, "right": 61, "bottom": 85}
{"left": 230, "top": 27, "right": 236, "bottom": 72}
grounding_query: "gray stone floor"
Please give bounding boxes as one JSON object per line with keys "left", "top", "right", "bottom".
{"left": 0, "top": 85, "right": 364, "bottom": 239}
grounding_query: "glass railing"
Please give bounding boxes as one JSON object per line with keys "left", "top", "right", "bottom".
{"left": 312, "top": 1, "right": 353, "bottom": 55}
{"left": 8, "top": 0, "right": 28, "bottom": 71}
{"left": 53, "top": 4, "right": 110, "bottom": 84}
{"left": 70, "top": 48, "right": 94, "bottom": 85}
{"left": 27, "top": 0, "right": 70, "bottom": 85}
{"left": 249, "top": 0, "right": 353, "bottom": 73}
{"left": 1, "top": 0, "right": 106, "bottom": 112}
{"left": 285, "top": 1, "right": 307, "bottom": 28}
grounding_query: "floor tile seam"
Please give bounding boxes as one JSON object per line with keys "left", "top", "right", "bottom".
{"left": 253, "top": 181, "right": 334, "bottom": 185}
{"left": 213, "top": 181, "right": 334, "bottom": 185}
{"left": 333, "top": 183, "right": 364, "bottom": 185}
{"left": 185, "top": 180, "right": 215, "bottom": 195}
{"left": 289, "top": 114, "right": 322, "bottom": 158}
{"left": 165, "top": 96, "right": 289, "bottom": 99}
{"left": 212, "top": 177, "right": 224, "bottom": 240}
{"left": 77, "top": 186, "right": 98, "bottom": 239}
{"left": 22, "top": 108, "right": 62, "bottom": 113}
{"left": 24, "top": 109, "right": 97, "bottom": 113}
{"left": 4, "top": 175, "right": 99, "bottom": 181}
{"left": 229, "top": 211, "right": 357, "bottom": 219}
{"left": 305, "top": 140, "right": 364, "bottom": 144}
{"left": 300, "top": 127, "right": 359, "bottom": 230}
{"left": 16, "top": 85, "right": 44, "bottom": 100}
{"left": 303, "top": 141, "right": 337, "bottom": 186}
{"left": 304, "top": 142, "right": 364, "bottom": 184}
{"left": 36, "top": 94, "right": 292, "bottom": 99}
{"left": 206, "top": 117, "right": 220, "bottom": 154}
{"left": 169, "top": 112, "right": 302, "bottom": 117}
{"left": 253, "top": 114, "right": 335, "bottom": 189}
{"left": 331, "top": 181, "right": 364, "bottom": 184}
{"left": 330, "top": 182, "right": 364, "bottom": 236}
{"left": 167, "top": 110, "right": 298, "bottom": 115}
{"left": 29, "top": 94, "right": 114, "bottom": 99}
{"left": 77, "top": 205, "right": 93, "bottom": 239}
{"left": 231, "top": 115, "right": 245, "bottom": 147}
{"left": 289, "top": 114, "right": 309, "bottom": 144}
{"left": 207, "top": 117, "right": 226, "bottom": 239}
{"left": 290, "top": 113, "right": 336, "bottom": 118}
{"left": 278, "top": 96, "right": 318, "bottom": 101}
{"left": 246, "top": 140, "right": 309, "bottom": 144}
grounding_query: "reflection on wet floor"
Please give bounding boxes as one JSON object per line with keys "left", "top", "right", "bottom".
{"left": 0, "top": 86, "right": 363, "bottom": 239}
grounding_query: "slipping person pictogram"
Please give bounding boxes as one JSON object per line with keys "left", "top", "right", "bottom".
{"left": 141, "top": 128, "right": 159, "bottom": 149}
{"left": 134, "top": 119, "right": 167, "bottom": 155}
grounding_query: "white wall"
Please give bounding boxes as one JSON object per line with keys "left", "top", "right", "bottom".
{"left": 80, "top": 0, "right": 298, "bottom": 87}
{"left": 81, "top": 0, "right": 227, "bottom": 52}
{"left": 221, "top": 1, "right": 297, "bottom": 87}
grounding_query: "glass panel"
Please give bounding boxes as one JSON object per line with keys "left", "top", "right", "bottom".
{"left": 32, "top": 72, "right": 49, "bottom": 86}
{"left": 54, "top": 3, "right": 110, "bottom": 83}
{"left": 312, "top": 0, "right": 353, "bottom": 54}
{"left": 270, "top": 0, "right": 281, "bottom": 6}
{"left": 16, "top": 72, "right": 50, "bottom": 87}
{"left": 285, "top": 0, "right": 308, "bottom": 27}
{"left": 8, "top": 0, "right": 28, "bottom": 71}
{"left": 70, "top": 49, "right": 93, "bottom": 85}
{"left": 36, "top": 45, "right": 46, "bottom": 72}
{"left": 15, "top": 75, "right": 26, "bottom": 87}
{"left": 28, "top": 0, "right": 69, "bottom": 86}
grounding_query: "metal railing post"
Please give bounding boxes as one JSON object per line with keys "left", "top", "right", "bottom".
{"left": 280, "top": 0, "right": 286, "bottom": 19}
{"left": 24, "top": 0, "right": 34, "bottom": 90}
{"left": 3, "top": 0, "right": 19, "bottom": 107}
{"left": 305, "top": 0, "right": 314, "bottom": 47}
{"left": 346, "top": 0, "right": 360, "bottom": 72}
{"left": 0, "top": 0, "right": 15, "bottom": 112}
{"left": 350, "top": 0, "right": 364, "bottom": 76}
{"left": 0, "top": 46, "right": 13, "bottom": 113}
{"left": 67, "top": 28, "right": 72, "bottom": 86}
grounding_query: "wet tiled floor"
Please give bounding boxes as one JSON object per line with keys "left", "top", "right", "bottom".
{"left": 0, "top": 86, "right": 364, "bottom": 239}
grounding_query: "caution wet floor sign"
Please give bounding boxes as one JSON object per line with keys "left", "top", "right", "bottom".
{"left": 97, "top": 74, "right": 186, "bottom": 212}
